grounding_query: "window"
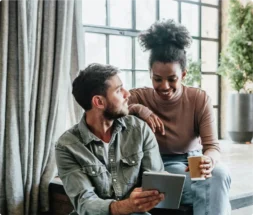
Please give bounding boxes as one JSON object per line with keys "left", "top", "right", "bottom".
{"left": 82, "top": 0, "right": 221, "bottom": 137}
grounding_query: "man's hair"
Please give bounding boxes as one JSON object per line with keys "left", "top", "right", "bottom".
{"left": 138, "top": 19, "right": 192, "bottom": 71}
{"left": 72, "top": 63, "right": 119, "bottom": 111}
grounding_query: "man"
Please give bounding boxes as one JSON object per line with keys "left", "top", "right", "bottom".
{"left": 55, "top": 63, "right": 165, "bottom": 215}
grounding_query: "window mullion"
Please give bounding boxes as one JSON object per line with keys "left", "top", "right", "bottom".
{"left": 132, "top": 37, "right": 136, "bottom": 88}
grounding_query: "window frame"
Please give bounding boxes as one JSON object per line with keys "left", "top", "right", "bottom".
{"left": 82, "top": 0, "right": 222, "bottom": 138}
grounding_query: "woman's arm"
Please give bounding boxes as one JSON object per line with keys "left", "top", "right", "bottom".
{"left": 128, "top": 89, "right": 165, "bottom": 134}
{"left": 196, "top": 91, "right": 221, "bottom": 166}
{"left": 128, "top": 89, "right": 153, "bottom": 119}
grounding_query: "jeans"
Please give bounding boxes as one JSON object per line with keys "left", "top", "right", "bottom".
{"left": 162, "top": 150, "right": 232, "bottom": 215}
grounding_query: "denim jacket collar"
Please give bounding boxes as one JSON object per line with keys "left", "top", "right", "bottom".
{"left": 78, "top": 113, "right": 127, "bottom": 145}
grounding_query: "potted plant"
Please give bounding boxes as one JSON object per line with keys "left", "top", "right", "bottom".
{"left": 218, "top": 0, "right": 253, "bottom": 143}
{"left": 183, "top": 58, "right": 201, "bottom": 87}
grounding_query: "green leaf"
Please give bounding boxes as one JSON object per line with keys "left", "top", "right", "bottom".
{"left": 183, "top": 57, "right": 201, "bottom": 87}
{"left": 218, "top": 0, "right": 253, "bottom": 93}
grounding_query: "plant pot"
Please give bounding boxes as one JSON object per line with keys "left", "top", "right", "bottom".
{"left": 227, "top": 93, "right": 253, "bottom": 143}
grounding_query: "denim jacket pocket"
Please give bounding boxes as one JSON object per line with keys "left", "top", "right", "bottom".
{"left": 82, "top": 165, "right": 110, "bottom": 196}
{"left": 83, "top": 165, "right": 107, "bottom": 176}
{"left": 121, "top": 151, "right": 144, "bottom": 184}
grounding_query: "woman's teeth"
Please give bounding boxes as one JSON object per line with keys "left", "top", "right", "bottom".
{"left": 161, "top": 92, "right": 169, "bottom": 95}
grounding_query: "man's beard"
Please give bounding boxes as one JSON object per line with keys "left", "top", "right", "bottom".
{"left": 103, "top": 103, "right": 129, "bottom": 120}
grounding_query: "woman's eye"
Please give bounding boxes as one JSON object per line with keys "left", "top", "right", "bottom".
{"left": 154, "top": 78, "right": 162, "bottom": 82}
{"left": 168, "top": 77, "right": 178, "bottom": 82}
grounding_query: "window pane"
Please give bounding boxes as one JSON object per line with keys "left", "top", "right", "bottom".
{"left": 135, "top": 71, "right": 152, "bottom": 88}
{"left": 109, "top": 35, "right": 132, "bottom": 69}
{"left": 159, "top": 0, "right": 178, "bottom": 22}
{"left": 202, "top": 7, "right": 218, "bottom": 38}
{"left": 85, "top": 33, "right": 106, "bottom": 65}
{"left": 201, "top": 41, "right": 218, "bottom": 71}
{"left": 110, "top": 0, "right": 132, "bottom": 28}
{"left": 186, "top": 39, "right": 199, "bottom": 62}
{"left": 118, "top": 71, "right": 133, "bottom": 90}
{"left": 135, "top": 38, "right": 149, "bottom": 70}
{"left": 82, "top": 0, "right": 106, "bottom": 25}
{"left": 201, "top": 74, "right": 218, "bottom": 105}
{"left": 201, "top": 0, "right": 219, "bottom": 5}
{"left": 181, "top": 3, "right": 199, "bottom": 37}
{"left": 136, "top": 0, "right": 156, "bottom": 30}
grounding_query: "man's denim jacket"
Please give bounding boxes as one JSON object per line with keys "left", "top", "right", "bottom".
{"left": 55, "top": 115, "right": 164, "bottom": 215}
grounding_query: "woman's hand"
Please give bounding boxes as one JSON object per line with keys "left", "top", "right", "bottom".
{"left": 146, "top": 113, "right": 165, "bottom": 135}
{"left": 199, "top": 156, "right": 214, "bottom": 178}
{"left": 185, "top": 155, "right": 214, "bottom": 179}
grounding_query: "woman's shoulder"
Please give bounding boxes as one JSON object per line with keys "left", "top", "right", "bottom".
{"left": 183, "top": 85, "right": 209, "bottom": 101}
{"left": 183, "top": 86, "right": 212, "bottom": 114}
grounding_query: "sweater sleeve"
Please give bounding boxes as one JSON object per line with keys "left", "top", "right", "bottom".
{"left": 128, "top": 89, "right": 153, "bottom": 120}
{"left": 196, "top": 91, "right": 220, "bottom": 164}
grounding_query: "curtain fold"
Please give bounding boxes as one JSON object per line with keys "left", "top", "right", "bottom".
{"left": 0, "top": 0, "right": 84, "bottom": 214}
{"left": 0, "top": 1, "right": 9, "bottom": 213}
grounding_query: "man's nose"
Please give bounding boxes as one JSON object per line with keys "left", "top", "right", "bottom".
{"left": 124, "top": 88, "right": 130, "bottom": 98}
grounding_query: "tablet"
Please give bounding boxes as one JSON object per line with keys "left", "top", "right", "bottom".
{"left": 142, "top": 171, "right": 186, "bottom": 209}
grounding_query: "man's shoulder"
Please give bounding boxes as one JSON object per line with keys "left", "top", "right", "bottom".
{"left": 120, "top": 115, "right": 146, "bottom": 128}
{"left": 56, "top": 124, "right": 82, "bottom": 148}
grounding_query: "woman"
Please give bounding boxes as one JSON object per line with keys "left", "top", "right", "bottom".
{"left": 128, "top": 20, "right": 231, "bottom": 215}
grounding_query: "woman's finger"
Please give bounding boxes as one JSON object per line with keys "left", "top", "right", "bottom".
{"left": 156, "top": 117, "right": 165, "bottom": 135}
{"left": 201, "top": 168, "right": 212, "bottom": 175}
{"left": 147, "top": 117, "right": 156, "bottom": 133}
{"left": 205, "top": 173, "right": 212, "bottom": 178}
{"left": 153, "top": 116, "right": 161, "bottom": 129}
{"left": 200, "top": 164, "right": 211, "bottom": 169}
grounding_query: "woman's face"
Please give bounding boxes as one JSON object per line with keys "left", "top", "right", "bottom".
{"left": 151, "top": 62, "right": 186, "bottom": 100}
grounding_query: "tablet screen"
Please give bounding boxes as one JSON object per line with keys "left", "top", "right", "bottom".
{"left": 142, "top": 171, "right": 186, "bottom": 209}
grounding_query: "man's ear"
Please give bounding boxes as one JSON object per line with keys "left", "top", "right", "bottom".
{"left": 92, "top": 95, "right": 105, "bottom": 109}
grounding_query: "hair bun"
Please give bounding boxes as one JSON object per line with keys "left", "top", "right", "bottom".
{"left": 138, "top": 19, "right": 192, "bottom": 51}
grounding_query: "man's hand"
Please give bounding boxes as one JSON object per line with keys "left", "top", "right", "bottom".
{"left": 145, "top": 113, "right": 165, "bottom": 135}
{"left": 185, "top": 155, "right": 214, "bottom": 179}
{"left": 128, "top": 187, "right": 164, "bottom": 212}
{"left": 110, "top": 187, "right": 164, "bottom": 215}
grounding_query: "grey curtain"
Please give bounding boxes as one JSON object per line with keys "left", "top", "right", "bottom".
{"left": 0, "top": 0, "right": 84, "bottom": 214}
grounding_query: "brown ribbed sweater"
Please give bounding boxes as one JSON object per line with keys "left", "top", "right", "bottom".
{"left": 128, "top": 85, "right": 220, "bottom": 164}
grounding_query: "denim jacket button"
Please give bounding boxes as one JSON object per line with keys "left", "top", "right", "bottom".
{"left": 113, "top": 179, "right": 117, "bottom": 182}
{"left": 110, "top": 159, "right": 114, "bottom": 162}
{"left": 92, "top": 171, "right": 96, "bottom": 174}
{"left": 132, "top": 160, "right": 135, "bottom": 164}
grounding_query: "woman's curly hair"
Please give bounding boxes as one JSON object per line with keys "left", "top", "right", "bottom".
{"left": 138, "top": 19, "right": 192, "bottom": 70}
